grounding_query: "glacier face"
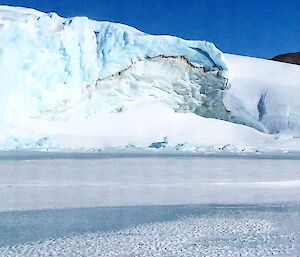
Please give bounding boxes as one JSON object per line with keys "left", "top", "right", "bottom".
{"left": 0, "top": 5, "right": 231, "bottom": 124}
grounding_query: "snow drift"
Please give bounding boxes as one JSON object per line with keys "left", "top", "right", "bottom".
{"left": 0, "top": 5, "right": 300, "bottom": 151}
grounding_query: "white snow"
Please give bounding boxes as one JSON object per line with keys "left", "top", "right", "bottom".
{"left": 3, "top": 102, "right": 300, "bottom": 152}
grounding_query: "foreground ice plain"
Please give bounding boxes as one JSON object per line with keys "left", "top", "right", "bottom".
{"left": 1, "top": 204, "right": 300, "bottom": 257}
{"left": 0, "top": 156, "right": 300, "bottom": 256}
{"left": 0, "top": 5, "right": 300, "bottom": 151}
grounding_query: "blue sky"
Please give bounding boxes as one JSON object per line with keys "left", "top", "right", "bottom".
{"left": 1, "top": 0, "right": 299, "bottom": 58}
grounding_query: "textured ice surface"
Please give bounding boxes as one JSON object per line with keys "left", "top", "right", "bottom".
{"left": 1, "top": 205, "right": 299, "bottom": 256}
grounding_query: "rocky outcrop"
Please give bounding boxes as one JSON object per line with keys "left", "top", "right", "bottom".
{"left": 271, "top": 52, "right": 300, "bottom": 65}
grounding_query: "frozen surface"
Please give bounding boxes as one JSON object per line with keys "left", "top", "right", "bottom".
{"left": 0, "top": 156, "right": 300, "bottom": 256}
{"left": 0, "top": 157, "right": 300, "bottom": 212}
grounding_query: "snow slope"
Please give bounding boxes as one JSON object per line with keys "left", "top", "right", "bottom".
{"left": 224, "top": 54, "right": 300, "bottom": 134}
{"left": 0, "top": 5, "right": 300, "bottom": 151}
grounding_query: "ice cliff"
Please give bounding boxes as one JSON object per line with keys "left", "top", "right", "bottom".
{"left": 0, "top": 6, "right": 232, "bottom": 121}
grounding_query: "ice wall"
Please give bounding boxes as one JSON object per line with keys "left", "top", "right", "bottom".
{"left": 0, "top": 5, "right": 228, "bottom": 123}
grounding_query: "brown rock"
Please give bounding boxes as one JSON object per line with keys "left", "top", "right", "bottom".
{"left": 271, "top": 52, "right": 300, "bottom": 65}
